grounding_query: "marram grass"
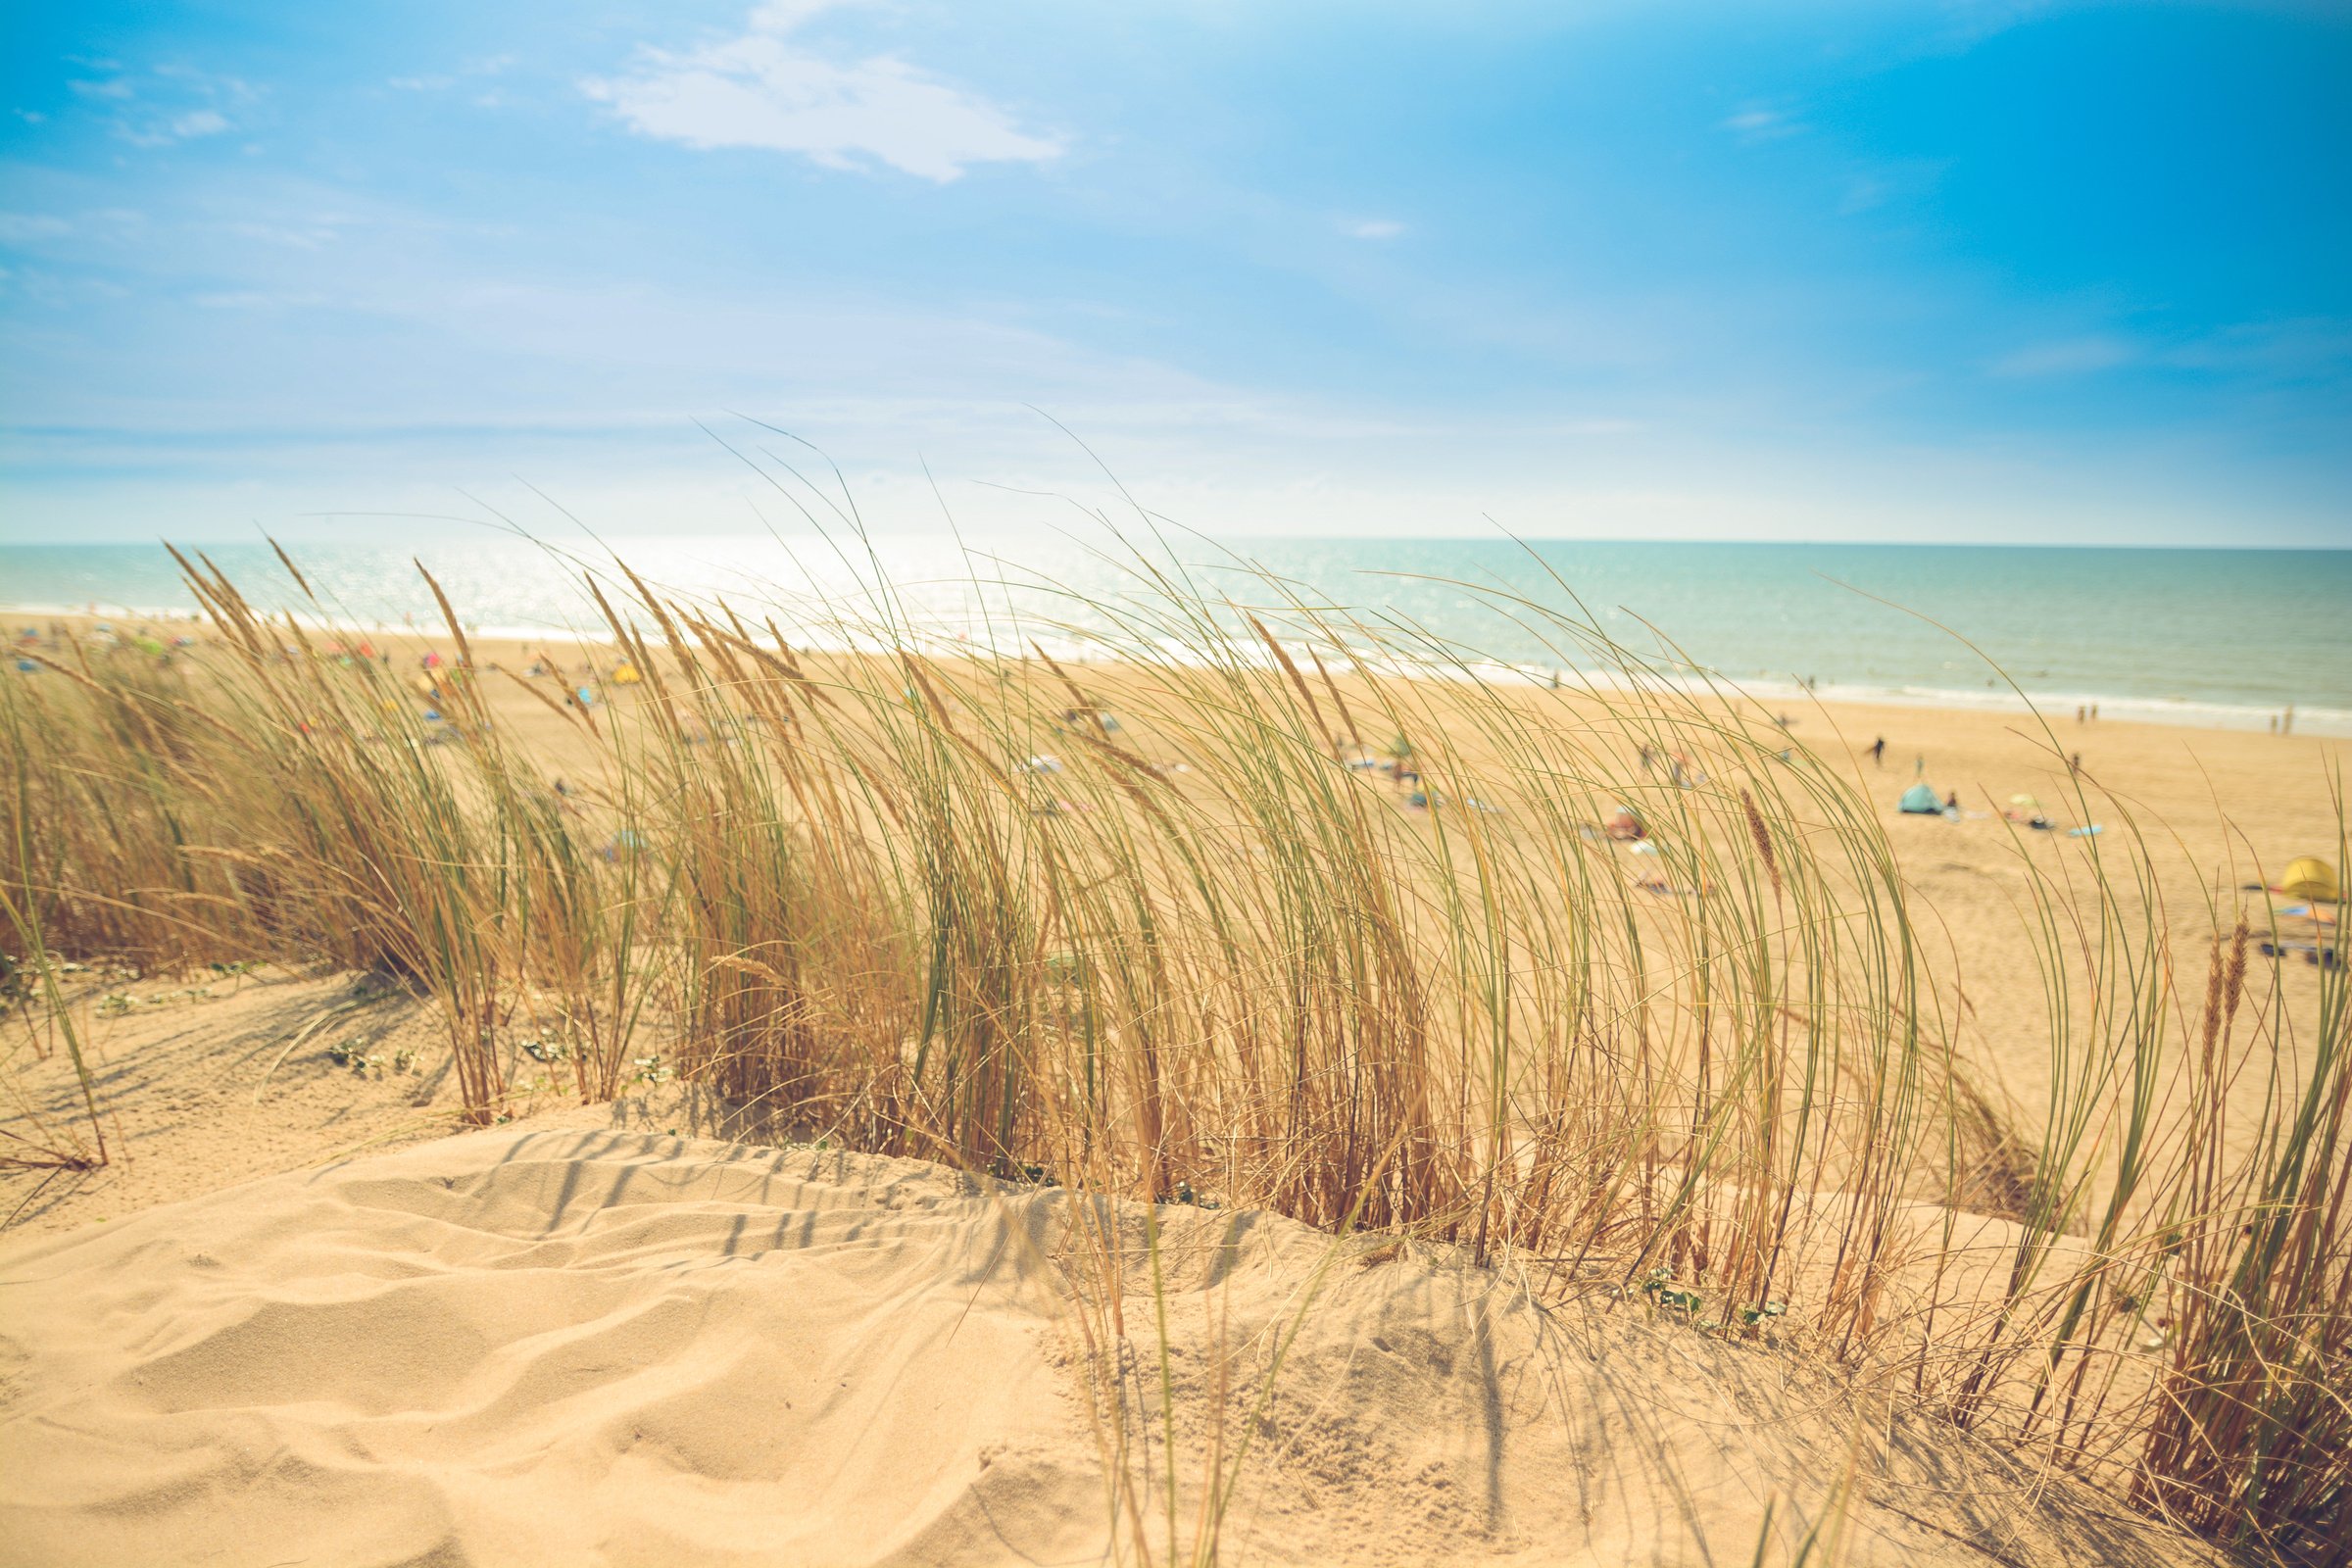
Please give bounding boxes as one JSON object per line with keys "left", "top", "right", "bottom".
{"left": 2, "top": 536, "right": 2342, "bottom": 1566}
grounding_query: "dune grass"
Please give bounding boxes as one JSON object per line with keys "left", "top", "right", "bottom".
{"left": 1, "top": 536, "right": 2342, "bottom": 1564}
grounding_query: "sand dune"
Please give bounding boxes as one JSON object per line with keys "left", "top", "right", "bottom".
{"left": 0, "top": 1127, "right": 2221, "bottom": 1567}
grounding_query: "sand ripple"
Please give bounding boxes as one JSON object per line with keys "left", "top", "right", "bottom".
{"left": 0, "top": 1129, "right": 2223, "bottom": 1567}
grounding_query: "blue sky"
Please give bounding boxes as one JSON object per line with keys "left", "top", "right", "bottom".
{"left": 2, "top": 0, "right": 2346, "bottom": 544}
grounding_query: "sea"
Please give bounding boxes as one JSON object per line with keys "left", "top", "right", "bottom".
{"left": 3, "top": 537, "right": 2347, "bottom": 736}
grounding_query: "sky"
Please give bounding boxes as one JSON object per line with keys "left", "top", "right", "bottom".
{"left": 1, "top": 0, "right": 2347, "bottom": 546}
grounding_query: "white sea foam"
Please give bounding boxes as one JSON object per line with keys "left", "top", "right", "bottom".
{"left": 7, "top": 536, "right": 2348, "bottom": 736}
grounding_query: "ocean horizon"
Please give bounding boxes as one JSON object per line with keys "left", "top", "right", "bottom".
{"left": 5, "top": 536, "right": 2348, "bottom": 736}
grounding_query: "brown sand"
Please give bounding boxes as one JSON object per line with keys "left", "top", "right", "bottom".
{"left": 0, "top": 1120, "right": 2224, "bottom": 1567}
{"left": 2, "top": 618, "right": 2336, "bottom": 1564}
{"left": 0, "top": 966, "right": 633, "bottom": 1241}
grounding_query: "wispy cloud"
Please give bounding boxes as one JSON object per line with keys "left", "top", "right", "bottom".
{"left": 1987, "top": 336, "right": 2135, "bottom": 377}
{"left": 67, "top": 74, "right": 136, "bottom": 103}
{"left": 1721, "top": 103, "right": 1802, "bottom": 143}
{"left": 388, "top": 54, "right": 515, "bottom": 94}
{"left": 116, "top": 108, "right": 233, "bottom": 148}
{"left": 583, "top": 1, "right": 1063, "bottom": 182}
{"left": 0, "top": 212, "right": 75, "bottom": 244}
{"left": 0, "top": 208, "right": 144, "bottom": 247}
{"left": 64, "top": 63, "right": 254, "bottom": 147}
{"left": 189, "top": 289, "right": 327, "bottom": 312}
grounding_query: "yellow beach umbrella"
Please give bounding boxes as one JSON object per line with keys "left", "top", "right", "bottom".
{"left": 2280, "top": 856, "right": 2341, "bottom": 904}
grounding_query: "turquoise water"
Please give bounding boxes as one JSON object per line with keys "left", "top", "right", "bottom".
{"left": 4, "top": 538, "right": 2347, "bottom": 733}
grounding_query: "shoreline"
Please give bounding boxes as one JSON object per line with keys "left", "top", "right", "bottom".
{"left": 12, "top": 597, "right": 2347, "bottom": 739}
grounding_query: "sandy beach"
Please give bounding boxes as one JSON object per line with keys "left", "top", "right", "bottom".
{"left": 10, "top": 5, "right": 2347, "bottom": 1558}
{"left": 1, "top": 1111, "right": 2241, "bottom": 1568}
{"left": 1, "top": 593, "right": 2339, "bottom": 1566}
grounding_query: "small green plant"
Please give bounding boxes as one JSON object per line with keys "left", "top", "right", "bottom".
{"left": 324, "top": 1038, "right": 362, "bottom": 1067}
{"left": 324, "top": 1036, "right": 401, "bottom": 1076}
{"left": 1642, "top": 1266, "right": 1704, "bottom": 1316}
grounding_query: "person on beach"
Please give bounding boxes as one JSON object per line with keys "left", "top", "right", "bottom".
{"left": 1869, "top": 737, "right": 1886, "bottom": 766}
{"left": 2069, "top": 753, "right": 2082, "bottom": 776}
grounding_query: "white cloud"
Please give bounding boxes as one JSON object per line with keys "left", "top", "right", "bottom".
{"left": 75, "top": 66, "right": 251, "bottom": 147}
{"left": 1345, "top": 219, "right": 1405, "bottom": 240}
{"left": 1838, "top": 175, "right": 1889, "bottom": 216}
{"left": 0, "top": 212, "right": 74, "bottom": 244}
{"left": 120, "top": 109, "right": 231, "bottom": 148}
{"left": 1987, "top": 336, "right": 2135, "bottom": 377}
{"left": 1721, "top": 105, "right": 1802, "bottom": 143}
{"left": 583, "top": 2, "right": 1063, "bottom": 182}
{"left": 221, "top": 217, "right": 350, "bottom": 251}
{"left": 390, "top": 55, "right": 512, "bottom": 93}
